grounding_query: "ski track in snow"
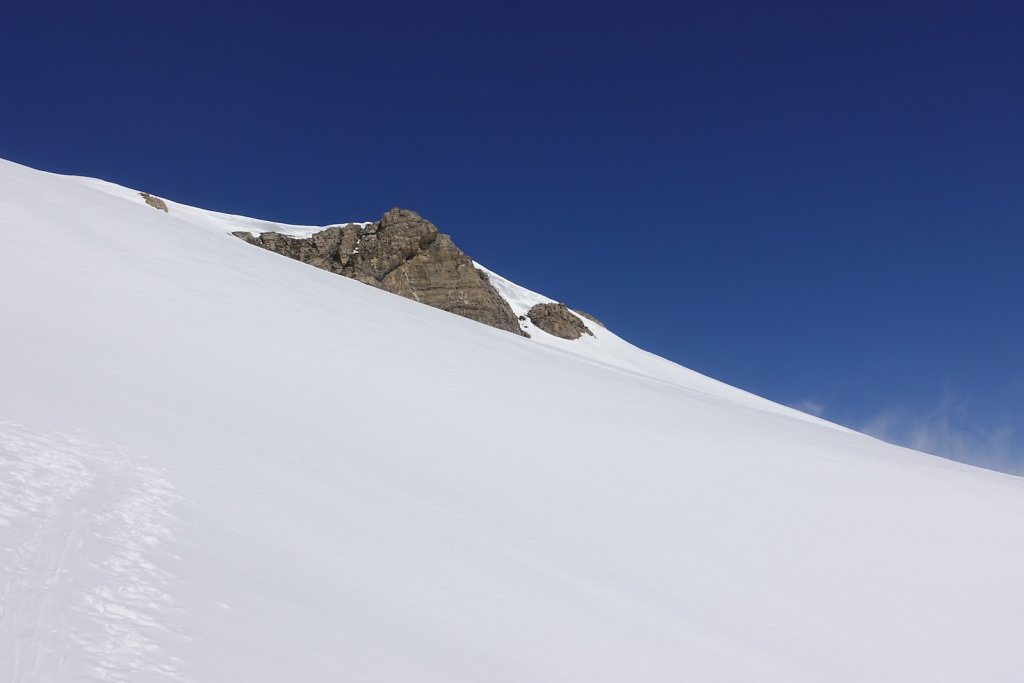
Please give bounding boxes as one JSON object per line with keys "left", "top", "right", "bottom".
{"left": 0, "top": 422, "right": 186, "bottom": 682}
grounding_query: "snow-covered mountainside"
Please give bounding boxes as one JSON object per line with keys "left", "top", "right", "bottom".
{"left": 1, "top": 157, "right": 1022, "bottom": 682}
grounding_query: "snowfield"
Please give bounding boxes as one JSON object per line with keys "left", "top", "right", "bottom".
{"left": 1, "top": 157, "right": 1022, "bottom": 682}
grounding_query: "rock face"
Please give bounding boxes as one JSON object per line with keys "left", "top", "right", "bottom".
{"left": 527, "top": 303, "right": 594, "bottom": 340}
{"left": 234, "top": 208, "right": 526, "bottom": 336}
{"left": 140, "top": 192, "right": 168, "bottom": 212}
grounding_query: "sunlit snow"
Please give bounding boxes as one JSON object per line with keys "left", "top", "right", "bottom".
{"left": 1, "top": 158, "right": 1022, "bottom": 682}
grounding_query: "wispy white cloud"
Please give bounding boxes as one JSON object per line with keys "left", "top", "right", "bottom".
{"left": 790, "top": 399, "right": 825, "bottom": 417}
{"left": 860, "top": 392, "right": 1023, "bottom": 475}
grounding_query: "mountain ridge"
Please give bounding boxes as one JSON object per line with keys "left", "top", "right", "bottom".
{"left": 1, "top": 157, "right": 1022, "bottom": 682}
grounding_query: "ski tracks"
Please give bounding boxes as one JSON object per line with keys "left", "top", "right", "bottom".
{"left": 0, "top": 422, "right": 188, "bottom": 682}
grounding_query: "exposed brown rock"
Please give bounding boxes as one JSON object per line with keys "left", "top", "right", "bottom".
{"left": 139, "top": 192, "right": 168, "bottom": 212}
{"left": 234, "top": 208, "right": 527, "bottom": 336}
{"left": 527, "top": 303, "right": 594, "bottom": 340}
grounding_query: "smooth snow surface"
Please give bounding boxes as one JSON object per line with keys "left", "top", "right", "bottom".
{"left": 1, "top": 158, "right": 1023, "bottom": 682}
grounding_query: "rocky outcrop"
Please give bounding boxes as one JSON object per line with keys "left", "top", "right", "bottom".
{"left": 234, "top": 208, "right": 526, "bottom": 336}
{"left": 527, "top": 303, "right": 593, "bottom": 340}
{"left": 139, "top": 192, "right": 168, "bottom": 212}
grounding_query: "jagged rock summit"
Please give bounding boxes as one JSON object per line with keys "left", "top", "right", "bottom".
{"left": 234, "top": 208, "right": 527, "bottom": 336}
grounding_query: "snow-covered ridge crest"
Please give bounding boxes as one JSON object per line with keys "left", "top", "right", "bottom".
{"left": 2, "top": 157, "right": 1023, "bottom": 682}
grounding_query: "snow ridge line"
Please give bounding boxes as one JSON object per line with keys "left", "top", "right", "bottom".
{"left": 0, "top": 422, "right": 186, "bottom": 682}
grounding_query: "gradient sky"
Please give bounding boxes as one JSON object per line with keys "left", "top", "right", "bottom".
{"left": 3, "top": 1, "right": 1022, "bottom": 472}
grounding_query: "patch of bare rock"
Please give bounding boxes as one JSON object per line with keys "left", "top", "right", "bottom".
{"left": 234, "top": 208, "right": 526, "bottom": 336}
{"left": 139, "top": 192, "right": 168, "bottom": 212}
{"left": 526, "top": 303, "right": 594, "bottom": 340}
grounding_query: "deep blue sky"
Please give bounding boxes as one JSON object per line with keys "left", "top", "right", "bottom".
{"left": 3, "top": 1, "right": 1022, "bottom": 472}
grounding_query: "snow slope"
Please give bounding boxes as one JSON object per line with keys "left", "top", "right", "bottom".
{"left": 1, "top": 157, "right": 1022, "bottom": 682}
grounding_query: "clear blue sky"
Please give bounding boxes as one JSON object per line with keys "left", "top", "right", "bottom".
{"left": 3, "top": 1, "right": 1022, "bottom": 472}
